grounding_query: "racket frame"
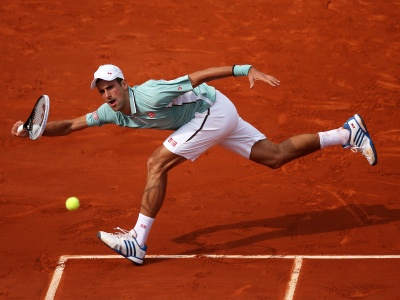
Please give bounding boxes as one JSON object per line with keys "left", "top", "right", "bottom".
{"left": 18, "top": 94, "right": 50, "bottom": 140}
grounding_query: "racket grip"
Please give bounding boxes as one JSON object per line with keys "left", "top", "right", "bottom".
{"left": 17, "top": 124, "right": 24, "bottom": 133}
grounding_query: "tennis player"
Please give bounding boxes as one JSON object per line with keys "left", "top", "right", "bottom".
{"left": 11, "top": 64, "right": 377, "bottom": 265}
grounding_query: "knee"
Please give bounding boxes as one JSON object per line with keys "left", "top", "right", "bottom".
{"left": 146, "top": 155, "right": 164, "bottom": 175}
{"left": 255, "top": 151, "right": 284, "bottom": 169}
{"left": 267, "top": 156, "right": 285, "bottom": 169}
{"left": 250, "top": 140, "right": 285, "bottom": 169}
{"left": 252, "top": 152, "right": 285, "bottom": 169}
{"left": 146, "top": 150, "right": 180, "bottom": 176}
{"left": 146, "top": 146, "right": 187, "bottom": 178}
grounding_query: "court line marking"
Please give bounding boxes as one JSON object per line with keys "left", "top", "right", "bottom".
{"left": 45, "top": 254, "right": 400, "bottom": 300}
{"left": 284, "top": 257, "right": 303, "bottom": 300}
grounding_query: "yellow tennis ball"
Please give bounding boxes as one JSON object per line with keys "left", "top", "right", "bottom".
{"left": 66, "top": 197, "right": 80, "bottom": 211}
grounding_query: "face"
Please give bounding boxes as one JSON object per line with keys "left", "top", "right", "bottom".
{"left": 96, "top": 79, "right": 130, "bottom": 114}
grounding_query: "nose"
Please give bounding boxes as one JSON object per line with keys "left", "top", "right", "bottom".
{"left": 104, "top": 89, "right": 112, "bottom": 99}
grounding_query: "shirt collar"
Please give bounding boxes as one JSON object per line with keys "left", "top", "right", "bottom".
{"left": 129, "top": 87, "right": 137, "bottom": 115}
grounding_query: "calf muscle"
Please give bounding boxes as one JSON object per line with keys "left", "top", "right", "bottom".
{"left": 250, "top": 134, "right": 321, "bottom": 168}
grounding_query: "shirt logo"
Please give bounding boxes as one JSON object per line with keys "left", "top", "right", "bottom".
{"left": 168, "top": 137, "right": 177, "bottom": 147}
{"left": 147, "top": 112, "right": 156, "bottom": 118}
{"left": 92, "top": 111, "right": 99, "bottom": 120}
{"left": 178, "top": 86, "right": 182, "bottom": 90}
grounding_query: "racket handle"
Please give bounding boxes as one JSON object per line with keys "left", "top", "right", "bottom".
{"left": 17, "top": 124, "right": 24, "bottom": 133}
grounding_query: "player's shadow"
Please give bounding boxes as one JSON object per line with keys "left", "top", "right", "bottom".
{"left": 171, "top": 204, "right": 400, "bottom": 255}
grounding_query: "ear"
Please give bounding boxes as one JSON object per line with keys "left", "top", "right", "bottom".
{"left": 121, "top": 79, "right": 129, "bottom": 90}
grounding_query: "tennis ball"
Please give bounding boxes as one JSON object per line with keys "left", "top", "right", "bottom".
{"left": 66, "top": 197, "right": 80, "bottom": 211}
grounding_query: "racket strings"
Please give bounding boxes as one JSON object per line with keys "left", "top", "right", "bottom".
{"left": 27, "top": 95, "right": 49, "bottom": 140}
{"left": 32, "top": 99, "right": 46, "bottom": 127}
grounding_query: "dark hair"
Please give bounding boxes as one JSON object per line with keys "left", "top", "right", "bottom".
{"left": 115, "top": 78, "right": 124, "bottom": 85}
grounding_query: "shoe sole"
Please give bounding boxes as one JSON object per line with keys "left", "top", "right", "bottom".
{"left": 97, "top": 232, "right": 144, "bottom": 266}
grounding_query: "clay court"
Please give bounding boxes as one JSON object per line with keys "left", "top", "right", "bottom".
{"left": 1, "top": 0, "right": 400, "bottom": 299}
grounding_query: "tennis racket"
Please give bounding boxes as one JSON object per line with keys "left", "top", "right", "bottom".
{"left": 17, "top": 95, "right": 50, "bottom": 140}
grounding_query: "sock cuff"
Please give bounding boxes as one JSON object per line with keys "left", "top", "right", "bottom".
{"left": 318, "top": 128, "right": 350, "bottom": 149}
{"left": 317, "top": 132, "right": 326, "bottom": 149}
{"left": 138, "top": 213, "right": 155, "bottom": 223}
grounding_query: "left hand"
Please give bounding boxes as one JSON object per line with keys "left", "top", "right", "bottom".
{"left": 248, "top": 67, "right": 280, "bottom": 88}
{"left": 11, "top": 121, "right": 28, "bottom": 138}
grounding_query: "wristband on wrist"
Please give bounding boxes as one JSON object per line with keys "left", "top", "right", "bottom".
{"left": 232, "top": 64, "right": 252, "bottom": 77}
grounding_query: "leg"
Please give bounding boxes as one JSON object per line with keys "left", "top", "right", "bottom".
{"left": 134, "top": 93, "right": 238, "bottom": 247}
{"left": 251, "top": 113, "right": 378, "bottom": 168}
{"left": 129, "top": 145, "right": 186, "bottom": 248}
{"left": 250, "top": 113, "right": 379, "bottom": 168}
{"left": 97, "top": 145, "right": 187, "bottom": 264}
{"left": 141, "top": 145, "right": 187, "bottom": 218}
{"left": 250, "top": 134, "right": 321, "bottom": 169}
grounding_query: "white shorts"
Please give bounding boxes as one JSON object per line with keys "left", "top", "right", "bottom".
{"left": 163, "top": 91, "right": 266, "bottom": 161}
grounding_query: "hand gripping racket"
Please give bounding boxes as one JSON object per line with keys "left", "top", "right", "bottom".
{"left": 17, "top": 95, "right": 50, "bottom": 140}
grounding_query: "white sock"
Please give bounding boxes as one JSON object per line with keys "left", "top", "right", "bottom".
{"left": 318, "top": 127, "right": 350, "bottom": 149}
{"left": 132, "top": 213, "right": 154, "bottom": 248}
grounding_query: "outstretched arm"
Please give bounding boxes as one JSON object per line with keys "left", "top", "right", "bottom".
{"left": 12, "top": 115, "right": 89, "bottom": 138}
{"left": 188, "top": 65, "right": 280, "bottom": 88}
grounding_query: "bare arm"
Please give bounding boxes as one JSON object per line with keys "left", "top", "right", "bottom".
{"left": 43, "top": 115, "right": 89, "bottom": 136}
{"left": 188, "top": 65, "right": 280, "bottom": 88}
{"left": 12, "top": 115, "right": 89, "bottom": 138}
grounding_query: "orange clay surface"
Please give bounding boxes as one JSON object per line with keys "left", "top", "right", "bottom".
{"left": 1, "top": 1, "right": 400, "bottom": 299}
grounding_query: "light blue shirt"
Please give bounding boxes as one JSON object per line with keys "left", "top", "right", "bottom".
{"left": 86, "top": 75, "right": 216, "bottom": 130}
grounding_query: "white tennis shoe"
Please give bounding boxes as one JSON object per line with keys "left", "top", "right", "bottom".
{"left": 343, "top": 114, "right": 377, "bottom": 166}
{"left": 97, "top": 227, "right": 147, "bottom": 265}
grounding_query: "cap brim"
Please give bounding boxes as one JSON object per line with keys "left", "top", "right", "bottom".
{"left": 90, "top": 78, "right": 98, "bottom": 89}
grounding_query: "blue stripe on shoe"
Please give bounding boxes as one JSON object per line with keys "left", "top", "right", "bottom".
{"left": 132, "top": 241, "right": 137, "bottom": 257}
{"left": 129, "top": 241, "right": 134, "bottom": 256}
{"left": 354, "top": 128, "right": 365, "bottom": 147}
{"left": 124, "top": 240, "right": 132, "bottom": 256}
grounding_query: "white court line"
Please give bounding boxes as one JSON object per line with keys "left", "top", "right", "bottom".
{"left": 284, "top": 257, "right": 303, "bottom": 300}
{"left": 45, "top": 254, "right": 400, "bottom": 300}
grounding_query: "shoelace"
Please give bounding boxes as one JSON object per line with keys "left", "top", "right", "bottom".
{"left": 110, "top": 227, "right": 135, "bottom": 238}
{"left": 350, "top": 146, "right": 363, "bottom": 153}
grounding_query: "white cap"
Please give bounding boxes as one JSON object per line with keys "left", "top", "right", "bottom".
{"left": 90, "top": 64, "right": 125, "bottom": 89}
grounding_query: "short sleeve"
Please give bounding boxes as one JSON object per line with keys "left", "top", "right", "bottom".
{"left": 86, "top": 103, "right": 116, "bottom": 127}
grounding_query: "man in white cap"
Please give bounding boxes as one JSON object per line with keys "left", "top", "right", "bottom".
{"left": 12, "top": 63, "right": 377, "bottom": 265}
{"left": 90, "top": 64, "right": 125, "bottom": 89}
